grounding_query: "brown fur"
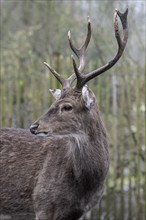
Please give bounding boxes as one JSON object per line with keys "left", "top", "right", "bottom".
{"left": 0, "top": 88, "right": 109, "bottom": 220}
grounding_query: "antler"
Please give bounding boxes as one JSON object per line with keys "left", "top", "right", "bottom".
{"left": 44, "top": 9, "right": 128, "bottom": 91}
{"left": 72, "top": 8, "right": 128, "bottom": 90}
{"left": 44, "top": 17, "right": 91, "bottom": 89}
{"left": 66, "top": 17, "right": 91, "bottom": 84}
{"left": 43, "top": 62, "right": 66, "bottom": 87}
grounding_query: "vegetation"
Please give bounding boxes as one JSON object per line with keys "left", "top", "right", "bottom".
{"left": 0, "top": 1, "right": 145, "bottom": 220}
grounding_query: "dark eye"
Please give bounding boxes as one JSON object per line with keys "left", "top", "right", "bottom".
{"left": 62, "top": 104, "right": 73, "bottom": 112}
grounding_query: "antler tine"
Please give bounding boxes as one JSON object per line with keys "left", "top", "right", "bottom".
{"left": 67, "top": 17, "right": 91, "bottom": 84}
{"left": 68, "top": 17, "right": 91, "bottom": 72}
{"left": 44, "top": 62, "right": 66, "bottom": 87}
{"left": 44, "top": 18, "right": 91, "bottom": 90}
{"left": 71, "top": 55, "right": 81, "bottom": 79}
{"left": 75, "top": 8, "right": 128, "bottom": 90}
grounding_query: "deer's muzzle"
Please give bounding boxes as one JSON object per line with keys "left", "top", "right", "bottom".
{"left": 30, "top": 124, "right": 39, "bottom": 134}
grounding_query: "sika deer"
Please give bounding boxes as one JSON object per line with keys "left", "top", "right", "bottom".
{"left": 0, "top": 9, "right": 128, "bottom": 220}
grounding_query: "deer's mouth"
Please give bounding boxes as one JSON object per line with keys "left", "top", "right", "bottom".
{"left": 35, "top": 131, "right": 49, "bottom": 137}
{"left": 30, "top": 124, "right": 52, "bottom": 136}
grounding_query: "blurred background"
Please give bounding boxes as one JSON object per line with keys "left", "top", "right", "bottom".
{"left": 0, "top": 0, "right": 145, "bottom": 220}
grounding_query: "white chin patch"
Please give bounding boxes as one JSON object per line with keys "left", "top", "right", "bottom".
{"left": 37, "top": 133, "right": 48, "bottom": 137}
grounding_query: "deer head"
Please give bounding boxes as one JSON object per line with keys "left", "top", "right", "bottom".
{"left": 30, "top": 9, "right": 128, "bottom": 136}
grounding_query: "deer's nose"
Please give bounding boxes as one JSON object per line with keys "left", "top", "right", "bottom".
{"left": 30, "top": 124, "right": 39, "bottom": 134}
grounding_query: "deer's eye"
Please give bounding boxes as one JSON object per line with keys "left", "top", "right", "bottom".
{"left": 61, "top": 104, "right": 73, "bottom": 112}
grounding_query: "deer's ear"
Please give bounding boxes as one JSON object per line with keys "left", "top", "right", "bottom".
{"left": 49, "top": 89, "right": 61, "bottom": 100}
{"left": 82, "top": 85, "right": 95, "bottom": 110}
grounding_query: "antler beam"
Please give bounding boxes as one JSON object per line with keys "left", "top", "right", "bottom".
{"left": 73, "top": 8, "right": 128, "bottom": 90}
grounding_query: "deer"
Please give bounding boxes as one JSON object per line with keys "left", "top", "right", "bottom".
{"left": 0, "top": 9, "right": 128, "bottom": 220}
